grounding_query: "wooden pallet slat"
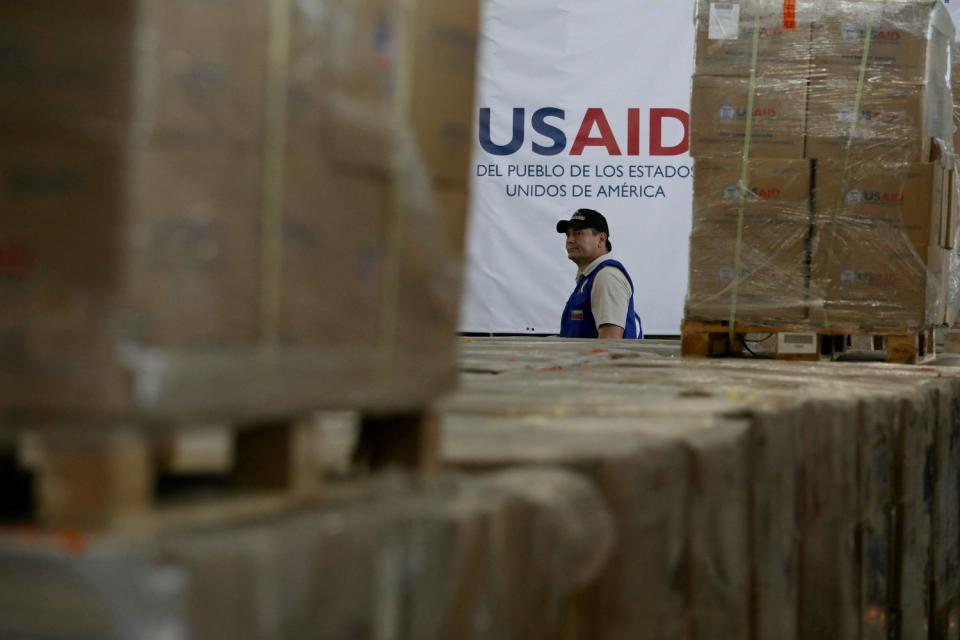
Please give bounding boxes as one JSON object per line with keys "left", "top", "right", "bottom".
{"left": 18, "top": 418, "right": 324, "bottom": 529}
{"left": 5, "top": 406, "right": 442, "bottom": 529}
{"left": 352, "top": 412, "right": 440, "bottom": 473}
{"left": 681, "top": 320, "right": 937, "bottom": 365}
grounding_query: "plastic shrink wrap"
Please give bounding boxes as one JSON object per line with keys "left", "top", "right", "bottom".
{"left": 687, "top": 0, "right": 959, "bottom": 331}
{"left": 0, "top": 0, "right": 479, "bottom": 422}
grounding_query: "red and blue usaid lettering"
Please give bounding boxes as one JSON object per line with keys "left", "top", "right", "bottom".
{"left": 479, "top": 107, "right": 689, "bottom": 157}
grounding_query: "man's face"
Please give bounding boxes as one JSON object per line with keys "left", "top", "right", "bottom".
{"left": 565, "top": 227, "right": 606, "bottom": 266}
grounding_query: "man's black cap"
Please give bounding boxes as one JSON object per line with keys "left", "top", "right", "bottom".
{"left": 556, "top": 208, "right": 609, "bottom": 234}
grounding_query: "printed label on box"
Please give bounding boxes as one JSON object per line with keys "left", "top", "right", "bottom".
{"left": 777, "top": 332, "right": 818, "bottom": 355}
{"left": 709, "top": 3, "right": 740, "bottom": 40}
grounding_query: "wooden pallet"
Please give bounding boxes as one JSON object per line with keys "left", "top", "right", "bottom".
{"left": 2, "top": 410, "right": 439, "bottom": 529}
{"left": 681, "top": 320, "right": 936, "bottom": 365}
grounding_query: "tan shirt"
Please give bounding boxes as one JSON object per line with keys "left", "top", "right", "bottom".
{"left": 576, "top": 253, "right": 632, "bottom": 330}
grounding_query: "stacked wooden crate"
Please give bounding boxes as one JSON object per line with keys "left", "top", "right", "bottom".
{"left": 685, "top": 0, "right": 959, "bottom": 362}
{"left": 0, "top": 0, "right": 480, "bottom": 526}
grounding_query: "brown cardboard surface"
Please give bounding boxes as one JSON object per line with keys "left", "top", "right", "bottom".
{"left": 409, "top": 0, "right": 480, "bottom": 186}
{"left": 686, "top": 217, "right": 809, "bottom": 323}
{"left": 798, "top": 398, "right": 861, "bottom": 640}
{"left": 0, "top": 470, "right": 614, "bottom": 640}
{"left": 434, "top": 186, "right": 472, "bottom": 257}
{"left": 690, "top": 74, "right": 807, "bottom": 159}
{"left": 694, "top": 0, "right": 811, "bottom": 78}
{"left": 805, "top": 79, "right": 943, "bottom": 163}
{"left": 814, "top": 160, "right": 940, "bottom": 248}
{"left": 810, "top": 234, "right": 938, "bottom": 328}
{"left": 0, "top": 140, "right": 132, "bottom": 413}
{"left": 0, "top": 0, "right": 268, "bottom": 146}
{"left": 122, "top": 144, "right": 263, "bottom": 349}
{"left": 810, "top": 1, "right": 953, "bottom": 85}
{"left": 944, "top": 165, "right": 959, "bottom": 250}
{"left": 0, "top": 4, "right": 134, "bottom": 141}
{"left": 693, "top": 157, "right": 812, "bottom": 224}
{"left": 308, "top": 0, "right": 479, "bottom": 185}
{"left": 810, "top": 160, "right": 944, "bottom": 327}
{"left": 0, "top": 0, "right": 477, "bottom": 420}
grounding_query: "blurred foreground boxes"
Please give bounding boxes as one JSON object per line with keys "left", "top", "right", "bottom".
{"left": 0, "top": 469, "right": 614, "bottom": 639}
{"left": 0, "top": 0, "right": 479, "bottom": 421}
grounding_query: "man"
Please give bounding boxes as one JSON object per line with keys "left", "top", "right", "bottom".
{"left": 556, "top": 208, "right": 642, "bottom": 339}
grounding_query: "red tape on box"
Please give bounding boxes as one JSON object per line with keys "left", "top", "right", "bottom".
{"left": 783, "top": 0, "right": 796, "bottom": 30}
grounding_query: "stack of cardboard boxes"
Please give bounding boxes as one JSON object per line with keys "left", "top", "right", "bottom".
{"left": 687, "top": 0, "right": 959, "bottom": 331}
{"left": 0, "top": 0, "right": 479, "bottom": 420}
{"left": 688, "top": 0, "right": 815, "bottom": 324}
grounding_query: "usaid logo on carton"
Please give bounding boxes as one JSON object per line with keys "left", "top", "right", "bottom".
{"left": 836, "top": 108, "right": 903, "bottom": 124}
{"left": 845, "top": 188, "right": 903, "bottom": 204}
{"left": 719, "top": 105, "right": 776, "bottom": 121}
{"left": 719, "top": 265, "right": 775, "bottom": 283}
{"left": 845, "top": 189, "right": 864, "bottom": 204}
{"left": 840, "top": 268, "right": 894, "bottom": 286}
{"left": 840, "top": 25, "right": 900, "bottom": 43}
{"left": 723, "top": 185, "right": 782, "bottom": 200}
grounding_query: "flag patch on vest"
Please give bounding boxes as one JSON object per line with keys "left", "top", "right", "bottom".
{"left": 570, "top": 310, "right": 584, "bottom": 321}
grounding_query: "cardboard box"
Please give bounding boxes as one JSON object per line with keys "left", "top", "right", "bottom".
{"left": 434, "top": 186, "right": 472, "bottom": 256}
{"left": 805, "top": 78, "right": 950, "bottom": 163}
{"left": 809, "top": 236, "right": 941, "bottom": 329}
{"left": 694, "top": 0, "right": 812, "bottom": 78}
{"left": 813, "top": 160, "right": 941, "bottom": 248}
{"left": 939, "top": 165, "right": 956, "bottom": 249}
{"left": 810, "top": 0, "right": 954, "bottom": 85}
{"left": 0, "top": 0, "right": 268, "bottom": 147}
{"left": 693, "top": 157, "right": 812, "bottom": 224}
{"left": 689, "top": 74, "right": 807, "bottom": 158}
{"left": 0, "top": 0, "right": 479, "bottom": 181}
{"left": 300, "top": 0, "right": 479, "bottom": 185}
{"left": 0, "top": 0, "right": 479, "bottom": 420}
{"left": 949, "top": 42, "right": 960, "bottom": 154}
{"left": 810, "top": 159, "right": 948, "bottom": 327}
{"left": 686, "top": 217, "right": 809, "bottom": 323}
{"left": 0, "top": 469, "right": 614, "bottom": 640}
{"left": 0, "top": 134, "right": 469, "bottom": 418}
{"left": 408, "top": 0, "right": 481, "bottom": 186}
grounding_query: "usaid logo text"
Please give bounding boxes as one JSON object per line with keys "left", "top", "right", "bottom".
{"left": 718, "top": 106, "right": 776, "bottom": 121}
{"left": 479, "top": 107, "right": 689, "bottom": 157}
{"left": 723, "top": 185, "right": 782, "bottom": 200}
{"left": 837, "top": 108, "right": 902, "bottom": 124}
{"left": 840, "top": 25, "right": 900, "bottom": 43}
{"left": 840, "top": 268, "right": 895, "bottom": 286}
{"left": 845, "top": 189, "right": 903, "bottom": 204}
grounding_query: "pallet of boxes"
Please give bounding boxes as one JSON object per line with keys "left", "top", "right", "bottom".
{"left": 683, "top": 0, "right": 960, "bottom": 364}
{"left": 0, "top": 1, "right": 616, "bottom": 637}
{"left": 940, "top": 42, "right": 960, "bottom": 353}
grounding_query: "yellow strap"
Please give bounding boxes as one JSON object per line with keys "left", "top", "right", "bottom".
{"left": 727, "top": 10, "right": 762, "bottom": 347}
{"left": 820, "top": 20, "right": 873, "bottom": 328}
{"left": 378, "top": 0, "right": 413, "bottom": 374}
{"left": 259, "top": 0, "right": 292, "bottom": 349}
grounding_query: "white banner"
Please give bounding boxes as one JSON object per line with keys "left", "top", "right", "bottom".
{"left": 460, "top": 0, "right": 696, "bottom": 335}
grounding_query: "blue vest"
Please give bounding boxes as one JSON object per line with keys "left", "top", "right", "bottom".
{"left": 560, "top": 259, "right": 642, "bottom": 339}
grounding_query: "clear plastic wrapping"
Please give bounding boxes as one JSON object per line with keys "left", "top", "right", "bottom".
{"left": 0, "top": 0, "right": 479, "bottom": 420}
{"left": 687, "top": 0, "right": 958, "bottom": 331}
